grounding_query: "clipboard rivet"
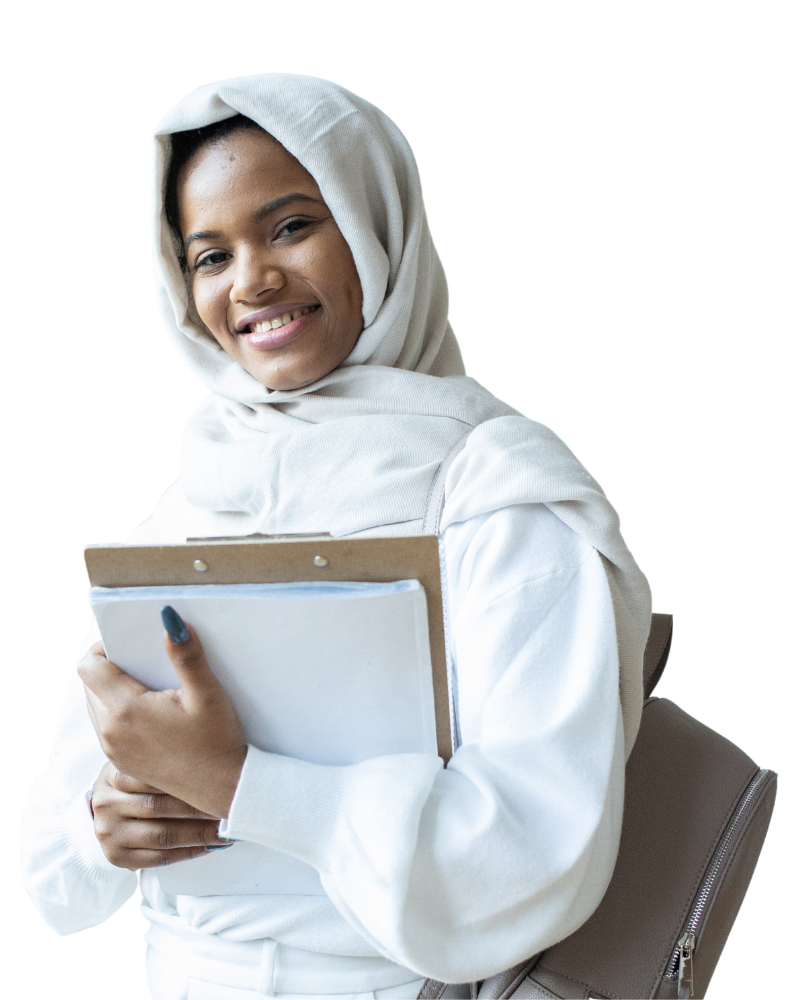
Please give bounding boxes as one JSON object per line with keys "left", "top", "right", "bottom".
{"left": 193, "top": 559, "right": 208, "bottom": 572}
{"left": 313, "top": 555, "right": 328, "bottom": 567}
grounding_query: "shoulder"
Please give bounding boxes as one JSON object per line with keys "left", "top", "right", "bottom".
{"left": 441, "top": 503, "right": 598, "bottom": 605}
{"left": 441, "top": 415, "right": 606, "bottom": 533}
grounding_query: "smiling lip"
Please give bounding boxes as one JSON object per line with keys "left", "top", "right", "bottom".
{"left": 240, "top": 305, "right": 320, "bottom": 351}
{"left": 235, "top": 302, "right": 319, "bottom": 332}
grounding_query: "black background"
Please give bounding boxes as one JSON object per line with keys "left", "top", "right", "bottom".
{"left": 18, "top": 62, "right": 784, "bottom": 997}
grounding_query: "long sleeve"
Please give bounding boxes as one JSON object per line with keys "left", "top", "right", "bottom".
{"left": 219, "top": 503, "right": 625, "bottom": 982}
{"left": 21, "top": 630, "right": 138, "bottom": 934}
{"left": 17, "top": 487, "right": 231, "bottom": 938}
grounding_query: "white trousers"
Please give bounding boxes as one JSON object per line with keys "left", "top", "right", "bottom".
{"left": 145, "top": 928, "right": 471, "bottom": 1000}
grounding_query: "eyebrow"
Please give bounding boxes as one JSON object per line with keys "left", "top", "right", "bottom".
{"left": 183, "top": 193, "right": 322, "bottom": 249}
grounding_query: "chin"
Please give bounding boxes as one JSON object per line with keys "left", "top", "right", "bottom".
{"left": 253, "top": 364, "right": 329, "bottom": 392}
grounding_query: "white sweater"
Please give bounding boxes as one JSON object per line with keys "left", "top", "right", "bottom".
{"left": 22, "top": 493, "right": 624, "bottom": 986}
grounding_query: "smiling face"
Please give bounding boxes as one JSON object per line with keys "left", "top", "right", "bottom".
{"left": 175, "top": 128, "right": 364, "bottom": 391}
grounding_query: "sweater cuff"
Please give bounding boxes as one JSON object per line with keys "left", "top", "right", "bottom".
{"left": 218, "top": 744, "right": 443, "bottom": 875}
{"left": 218, "top": 745, "right": 339, "bottom": 869}
{"left": 22, "top": 782, "right": 137, "bottom": 935}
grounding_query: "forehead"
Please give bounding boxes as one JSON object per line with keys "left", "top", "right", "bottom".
{"left": 177, "top": 130, "right": 321, "bottom": 220}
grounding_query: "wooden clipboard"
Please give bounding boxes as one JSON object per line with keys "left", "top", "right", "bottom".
{"left": 85, "top": 534, "right": 452, "bottom": 761}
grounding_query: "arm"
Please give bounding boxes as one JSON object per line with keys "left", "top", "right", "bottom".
{"left": 218, "top": 505, "right": 625, "bottom": 982}
{"left": 20, "top": 486, "right": 227, "bottom": 935}
{"left": 22, "top": 633, "right": 234, "bottom": 934}
{"left": 71, "top": 503, "right": 625, "bottom": 980}
{"left": 21, "top": 662, "right": 139, "bottom": 934}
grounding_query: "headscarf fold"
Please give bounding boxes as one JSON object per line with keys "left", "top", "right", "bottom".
{"left": 154, "top": 74, "right": 651, "bottom": 755}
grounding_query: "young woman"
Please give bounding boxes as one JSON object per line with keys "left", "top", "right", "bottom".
{"left": 22, "top": 74, "right": 651, "bottom": 999}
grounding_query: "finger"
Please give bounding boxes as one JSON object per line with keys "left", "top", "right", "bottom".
{"left": 105, "top": 769, "right": 168, "bottom": 795}
{"left": 78, "top": 646, "right": 148, "bottom": 703}
{"left": 160, "top": 612, "right": 222, "bottom": 699}
{"left": 84, "top": 686, "right": 108, "bottom": 725}
{"left": 116, "top": 818, "right": 233, "bottom": 851}
{"left": 84, "top": 687, "right": 101, "bottom": 730}
{"left": 83, "top": 686, "right": 145, "bottom": 753}
{"left": 116, "top": 846, "right": 214, "bottom": 870}
{"left": 107, "top": 787, "right": 217, "bottom": 820}
{"left": 93, "top": 768, "right": 217, "bottom": 820}
{"left": 124, "top": 795, "right": 219, "bottom": 820}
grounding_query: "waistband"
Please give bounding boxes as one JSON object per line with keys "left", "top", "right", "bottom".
{"left": 145, "top": 922, "right": 419, "bottom": 997}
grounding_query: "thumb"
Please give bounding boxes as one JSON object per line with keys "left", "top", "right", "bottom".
{"left": 161, "top": 606, "right": 221, "bottom": 699}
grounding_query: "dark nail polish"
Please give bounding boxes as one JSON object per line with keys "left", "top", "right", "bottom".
{"left": 207, "top": 843, "right": 235, "bottom": 851}
{"left": 161, "top": 605, "right": 190, "bottom": 645}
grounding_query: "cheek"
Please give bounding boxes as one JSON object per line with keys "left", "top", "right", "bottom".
{"left": 192, "top": 277, "right": 231, "bottom": 334}
{"left": 327, "top": 240, "right": 363, "bottom": 320}
{"left": 297, "top": 234, "right": 362, "bottom": 318}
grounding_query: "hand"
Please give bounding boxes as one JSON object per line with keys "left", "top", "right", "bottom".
{"left": 79, "top": 618, "right": 247, "bottom": 819}
{"left": 90, "top": 762, "right": 234, "bottom": 870}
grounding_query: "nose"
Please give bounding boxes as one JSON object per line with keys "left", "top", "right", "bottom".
{"left": 230, "top": 248, "right": 286, "bottom": 304}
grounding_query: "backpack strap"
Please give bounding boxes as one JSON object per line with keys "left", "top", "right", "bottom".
{"left": 422, "top": 428, "right": 473, "bottom": 535}
{"left": 643, "top": 613, "right": 673, "bottom": 697}
{"left": 476, "top": 954, "right": 544, "bottom": 997}
{"left": 416, "top": 980, "right": 450, "bottom": 999}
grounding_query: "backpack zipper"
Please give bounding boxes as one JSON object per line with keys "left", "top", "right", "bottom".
{"left": 664, "top": 768, "right": 771, "bottom": 997}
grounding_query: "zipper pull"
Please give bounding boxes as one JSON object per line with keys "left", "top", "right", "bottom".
{"left": 677, "top": 931, "right": 696, "bottom": 999}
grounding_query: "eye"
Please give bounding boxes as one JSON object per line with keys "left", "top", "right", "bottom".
{"left": 275, "top": 217, "right": 312, "bottom": 239}
{"left": 194, "top": 250, "right": 231, "bottom": 271}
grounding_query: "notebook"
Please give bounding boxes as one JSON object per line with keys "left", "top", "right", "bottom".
{"left": 86, "top": 533, "right": 449, "bottom": 896}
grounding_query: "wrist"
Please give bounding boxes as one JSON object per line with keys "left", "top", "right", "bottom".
{"left": 194, "top": 744, "right": 248, "bottom": 819}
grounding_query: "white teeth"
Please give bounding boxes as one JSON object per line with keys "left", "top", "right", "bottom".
{"left": 250, "top": 306, "right": 316, "bottom": 335}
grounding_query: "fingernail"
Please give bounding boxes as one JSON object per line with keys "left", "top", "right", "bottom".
{"left": 207, "top": 843, "right": 235, "bottom": 851}
{"left": 161, "top": 605, "right": 189, "bottom": 645}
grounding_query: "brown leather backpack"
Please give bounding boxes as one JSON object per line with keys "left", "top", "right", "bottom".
{"left": 418, "top": 614, "right": 777, "bottom": 1000}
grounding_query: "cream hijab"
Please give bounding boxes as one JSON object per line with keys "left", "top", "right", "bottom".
{"left": 154, "top": 74, "right": 651, "bottom": 755}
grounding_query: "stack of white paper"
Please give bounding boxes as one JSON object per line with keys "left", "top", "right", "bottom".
{"left": 90, "top": 580, "right": 435, "bottom": 896}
